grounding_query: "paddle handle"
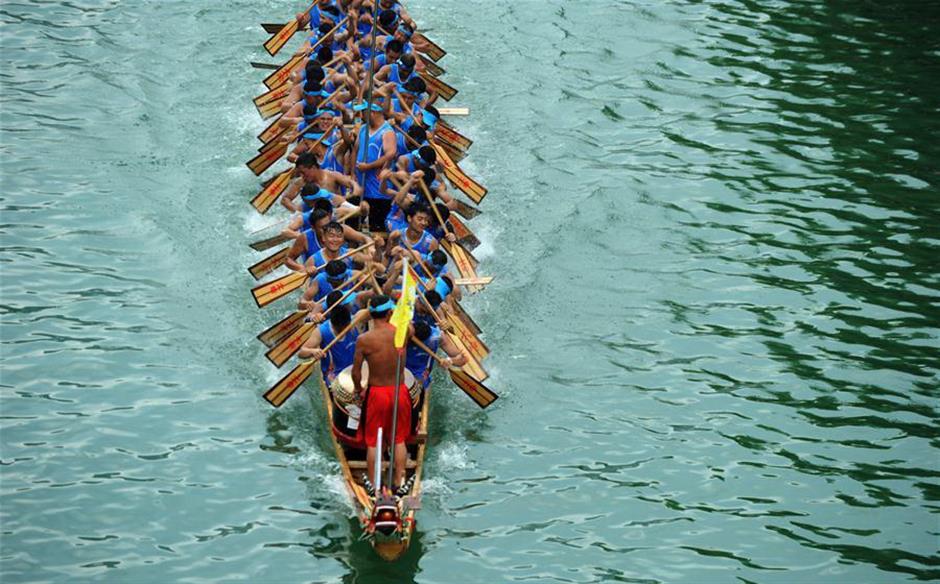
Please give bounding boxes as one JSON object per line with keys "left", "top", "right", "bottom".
{"left": 411, "top": 336, "right": 452, "bottom": 368}
{"left": 417, "top": 180, "right": 452, "bottom": 236}
{"left": 306, "top": 240, "right": 375, "bottom": 276}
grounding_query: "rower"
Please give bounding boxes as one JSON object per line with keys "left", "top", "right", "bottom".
{"left": 299, "top": 302, "right": 365, "bottom": 387}
{"left": 354, "top": 101, "right": 397, "bottom": 232}
{"left": 397, "top": 144, "right": 435, "bottom": 173}
{"left": 284, "top": 207, "right": 331, "bottom": 272}
{"left": 299, "top": 260, "right": 357, "bottom": 310}
{"left": 289, "top": 152, "right": 365, "bottom": 216}
{"left": 406, "top": 322, "right": 465, "bottom": 390}
{"left": 352, "top": 295, "right": 412, "bottom": 491}
{"left": 387, "top": 203, "right": 438, "bottom": 258}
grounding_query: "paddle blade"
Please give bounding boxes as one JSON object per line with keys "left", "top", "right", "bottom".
{"left": 420, "top": 71, "right": 458, "bottom": 102}
{"left": 265, "top": 322, "right": 315, "bottom": 367}
{"left": 261, "top": 23, "right": 285, "bottom": 34}
{"left": 453, "top": 199, "right": 481, "bottom": 220}
{"left": 414, "top": 33, "right": 446, "bottom": 62}
{"left": 451, "top": 301, "right": 482, "bottom": 336}
{"left": 248, "top": 246, "right": 289, "bottom": 280}
{"left": 247, "top": 142, "right": 287, "bottom": 176}
{"left": 263, "top": 361, "right": 315, "bottom": 407}
{"left": 449, "top": 368, "right": 497, "bottom": 409}
{"left": 251, "top": 170, "right": 292, "bottom": 214}
{"left": 250, "top": 233, "right": 291, "bottom": 252}
{"left": 254, "top": 83, "right": 290, "bottom": 110}
{"left": 431, "top": 144, "right": 487, "bottom": 204}
{"left": 447, "top": 312, "right": 489, "bottom": 362}
{"left": 263, "top": 20, "right": 299, "bottom": 57}
{"left": 445, "top": 329, "right": 487, "bottom": 382}
{"left": 251, "top": 271, "right": 306, "bottom": 308}
{"left": 435, "top": 121, "right": 473, "bottom": 150}
{"left": 257, "top": 310, "right": 307, "bottom": 347}
{"left": 251, "top": 61, "right": 280, "bottom": 70}
{"left": 263, "top": 54, "right": 303, "bottom": 89}
{"left": 417, "top": 54, "right": 445, "bottom": 77}
{"left": 448, "top": 215, "right": 480, "bottom": 250}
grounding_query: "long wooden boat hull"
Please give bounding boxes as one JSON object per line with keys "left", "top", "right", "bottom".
{"left": 313, "top": 370, "right": 430, "bottom": 560}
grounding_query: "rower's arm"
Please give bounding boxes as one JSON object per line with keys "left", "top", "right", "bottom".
{"left": 342, "top": 224, "right": 371, "bottom": 245}
{"left": 281, "top": 213, "right": 304, "bottom": 240}
{"left": 284, "top": 235, "right": 307, "bottom": 272}
{"left": 439, "top": 333, "right": 467, "bottom": 368}
{"left": 280, "top": 179, "right": 303, "bottom": 212}
{"left": 298, "top": 280, "right": 320, "bottom": 311}
{"left": 298, "top": 327, "right": 324, "bottom": 359}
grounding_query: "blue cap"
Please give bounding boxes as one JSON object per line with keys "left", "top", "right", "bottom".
{"left": 369, "top": 299, "right": 396, "bottom": 313}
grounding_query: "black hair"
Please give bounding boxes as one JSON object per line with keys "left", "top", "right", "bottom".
{"left": 318, "top": 22, "right": 333, "bottom": 36}
{"left": 418, "top": 145, "right": 436, "bottom": 165}
{"left": 311, "top": 208, "right": 331, "bottom": 224}
{"left": 303, "top": 102, "right": 319, "bottom": 118}
{"left": 326, "top": 260, "right": 347, "bottom": 279}
{"left": 405, "top": 203, "right": 431, "bottom": 219}
{"left": 434, "top": 202, "right": 450, "bottom": 224}
{"left": 407, "top": 124, "right": 427, "bottom": 146}
{"left": 369, "top": 294, "right": 393, "bottom": 319}
{"left": 403, "top": 77, "right": 426, "bottom": 94}
{"left": 313, "top": 198, "right": 334, "bottom": 214}
{"left": 378, "top": 9, "right": 398, "bottom": 28}
{"left": 301, "top": 183, "right": 321, "bottom": 197}
{"left": 440, "top": 274, "right": 454, "bottom": 293}
{"left": 424, "top": 290, "right": 442, "bottom": 307}
{"left": 421, "top": 167, "right": 437, "bottom": 185}
{"left": 430, "top": 249, "right": 447, "bottom": 267}
{"left": 315, "top": 46, "right": 333, "bottom": 65}
{"left": 305, "top": 62, "right": 326, "bottom": 81}
{"left": 399, "top": 54, "right": 415, "bottom": 70}
{"left": 414, "top": 321, "right": 431, "bottom": 342}
{"left": 324, "top": 221, "right": 344, "bottom": 235}
{"left": 329, "top": 303, "right": 352, "bottom": 331}
{"left": 296, "top": 152, "right": 319, "bottom": 169}
{"left": 386, "top": 39, "right": 404, "bottom": 54}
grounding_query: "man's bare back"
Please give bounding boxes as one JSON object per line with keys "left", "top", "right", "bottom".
{"left": 353, "top": 322, "right": 407, "bottom": 395}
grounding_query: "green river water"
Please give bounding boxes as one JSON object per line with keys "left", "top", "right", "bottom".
{"left": 2, "top": 1, "right": 938, "bottom": 582}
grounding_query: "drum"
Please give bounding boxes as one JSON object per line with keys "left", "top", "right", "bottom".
{"left": 330, "top": 362, "right": 419, "bottom": 405}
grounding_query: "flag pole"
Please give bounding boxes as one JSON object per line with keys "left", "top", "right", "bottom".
{"left": 386, "top": 256, "right": 408, "bottom": 490}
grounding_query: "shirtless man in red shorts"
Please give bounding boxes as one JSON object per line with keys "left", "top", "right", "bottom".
{"left": 352, "top": 295, "right": 412, "bottom": 492}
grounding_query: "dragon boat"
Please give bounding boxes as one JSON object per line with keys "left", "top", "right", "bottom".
{"left": 245, "top": 1, "right": 498, "bottom": 561}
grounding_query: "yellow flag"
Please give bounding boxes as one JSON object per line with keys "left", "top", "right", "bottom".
{"left": 390, "top": 257, "right": 416, "bottom": 348}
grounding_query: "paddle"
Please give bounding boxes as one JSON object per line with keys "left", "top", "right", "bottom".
{"left": 263, "top": 313, "right": 366, "bottom": 407}
{"left": 419, "top": 71, "right": 458, "bottom": 102}
{"left": 251, "top": 61, "right": 281, "bottom": 70}
{"left": 248, "top": 246, "right": 291, "bottom": 280}
{"left": 263, "top": 54, "right": 305, "bottom": 90}
{"left": 263, "top": 3, "right": 315, "bottom": 57}
{"left": 265, "top": 270, "right": 371, "bottom": 368}
{"left": 251, "top": 242, "right": 375, "bottom": 307}
{"left": 430, "top": 143, "right": 487, "bottom": 204}
{"left": 258, "top": 310, "right": 307, "bottom": 348}
{"left": 251, "top": 170, "right": 293, "bottom": 214}
{"left": 411, "top": 336, "right": 497, "bottom": 409}
{"left": 447, "top": 214, "right": 481, "bottom": 250}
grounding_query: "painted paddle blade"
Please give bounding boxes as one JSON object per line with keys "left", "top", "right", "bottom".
{"left": 254, "top": 83, "right": 290, "bottom": 110}
{"left": 251, "top": 271, "right": 306, "bottom": 308}
{"left": 263, "top": 20, "right": 299, "bottom": 57}
{"left": 446, "top": 329, "right": 487, "bottom": 382}
{"left": 246, "top": 142, "right": 287, "bottom": 176}
{"left": 448, "top": 215, "right": 480, "bottom": 250}
{"left": 263, "top": 361, "right": 315, "bottom": 407}
{"left": 451, "top": 301, "right": 482, "bottom": 336}
{"left": 431, "top": 143, "right": 487, "bottom": 204}
{"left": 420, "top": 71, "right": 457, "bottom": 102}
{"left": 265, "top": 322, "right": 315, "bottom": 367}
{"left": 251, "top": 170, "right": 292, "bottom": 214}
{"left": 435, "top": 122, "right": 473, "bottom": 150}
{"left": 263, "top": 54, "right": 303, "bottom": 89}
{"left": 258, "top": 116, "right": 285, "bottom": 143}
{"left": 449, "top": 368, "right": 497, "bottom": 409}
{"left": 258, "top": 127, "right": 290, "bottom": 153}
{"left": 261, "top": 23, "right": 285, "bottom": 34}
{"left": 437, "top": 140, "right": 467, "bottom": 164}
{"left": 248, "top": 246, "right": 290, "bottom": 280}
{"left": 447, "top": 312, "right": 489, "bottom": 362}
{"left": 250, "top": 233, "right": 291, "bottom": 253}
{"left": 257, "top": 310, "right": 307, "bottom": 347}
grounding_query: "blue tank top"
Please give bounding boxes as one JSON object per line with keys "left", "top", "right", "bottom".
{"left": 311, "top": 245, "right": 350, "bottom": 269}
{"left": 356, "top": 122, "right": 392, "bottom": 200}
{"left": 312, "top": 271, "right": 340, "bottom": 301}
{"left": 301, "top": 229, "right": 322, "bottom": 262}
{"left": 318, "top": 321, "right": 359, "bottom": 380}
{"left": 388, "top": 63, "right": 416, "bottom": 90}
{"left": 400, "top": 229, "right": 434, "bottom": 255}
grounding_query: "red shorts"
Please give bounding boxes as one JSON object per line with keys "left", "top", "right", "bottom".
{"left": 363, "top": 384, "right": 412, "bottom": 447}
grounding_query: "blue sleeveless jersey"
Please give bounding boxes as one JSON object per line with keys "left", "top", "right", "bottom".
{"left": 400, "top": 229, "right": 434, "bottom": 255}
{"left": 311, "top": 245, "right": 350, "bottom": 270}
{"left": 318, "top": 321, "right": 359, "bottom": 381}
{"left": 406, "top": 329, "right": 440, "bottom": 389}
{"left": 301, "top": 228, "right": 321, "bottom": 263}
{"left": 356, "top": 122, "right": 392, "bottom": 200}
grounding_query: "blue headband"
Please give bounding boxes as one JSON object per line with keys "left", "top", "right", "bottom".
{"left": 369, "top": 299, "right": 396, "bottom": 313}
{"left": 353, "top": 101, "right": 384, "bottom": 112}
{"left": 305, "top": 90, "right": 329, "bottom": 98}
{"left": 328, "top": 268, "right": 351, "bottom": 281}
